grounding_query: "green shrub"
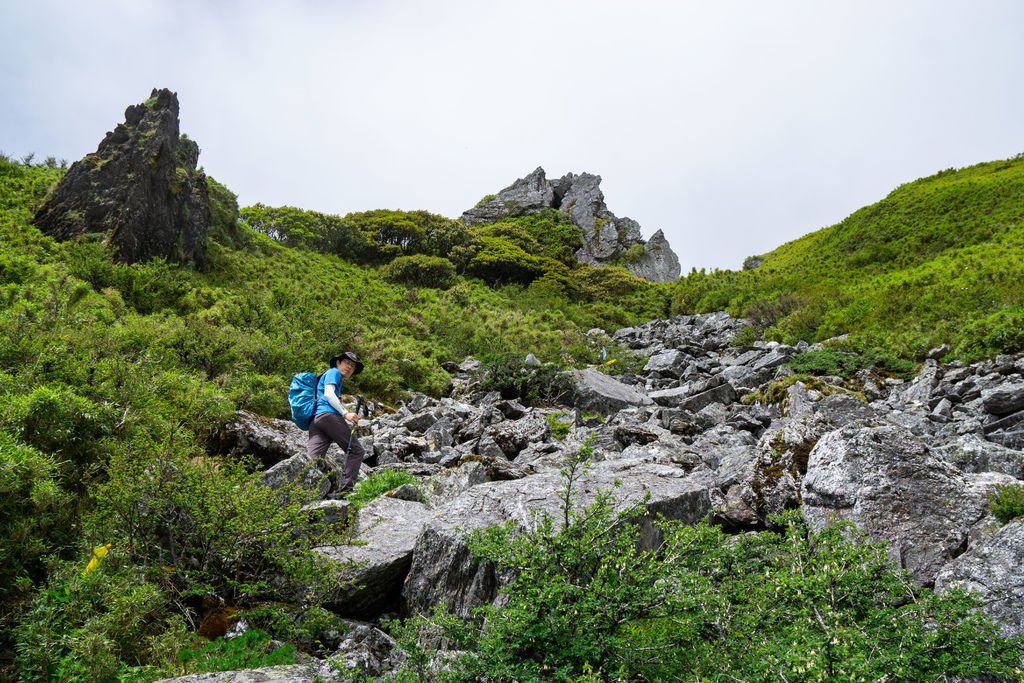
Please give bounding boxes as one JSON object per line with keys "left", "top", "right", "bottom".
{"left": 480, "top": 355, "right": 575, "bottom": 406}
{"left": 347, "top": 468, "right": 419, "bottom": 508}
{"left": 175, "top": 628, "right": 296, "bottom": 674}
{"left": 89, "top": 445, "right": 349, "bottom": 611}
{"left": 382, "top": 254, "right": 457, "bottom": 289}
{"left": 0, "top": 432, "right": 74, "bottom": 593}
{"left": 392, "top": 476, "right": 1023, "bottom": 682}
{"left": 988, "top": 482, "right": 1024, "bottom": 524}
{"left": 15, "top": 554, "right": 173, "bottom": 682}
{"left": 546, "top": 412, "right": 572, "bottom": 440}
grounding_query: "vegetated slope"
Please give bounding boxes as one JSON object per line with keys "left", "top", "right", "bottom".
{"left": 673, "top": 156, "right": 1024, "bottom": 360}
{"left": 0, "top": 156, "right": 664, "bottom": 415}
{"left": 0, "top": 155, "right": 665, "bottom": 677}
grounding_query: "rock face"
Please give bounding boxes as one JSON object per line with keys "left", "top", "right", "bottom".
{"left": 402, "top": 458, "right": 711, "bottom": 617}
{"left": 461, "top": 167, "right": 681, "bottom": 282}
{"left": 34, "top": 88, "right": 210, "bottom": 268}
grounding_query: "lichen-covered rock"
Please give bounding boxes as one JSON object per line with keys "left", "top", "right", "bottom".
{"left": 801, "top": 425, "right": 1000, "bottom": 586}
{"left": 34, "top": 88, "right": 210, "bottom": 268}
{"left": 220, "top": 411, "right": 307, "bottom": 468}
{"left": 570, "top": 368, "right": 654, "bottom": 415}
{"left": 461, "top": 167, "right": 680, "bottom": 282}
{"left": 935, "top": 519, "right": 1024, "bottom": 638}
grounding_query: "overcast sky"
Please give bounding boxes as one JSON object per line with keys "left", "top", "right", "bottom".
{"left": 3, "top": 1, "right": 1023, "bottom": 272}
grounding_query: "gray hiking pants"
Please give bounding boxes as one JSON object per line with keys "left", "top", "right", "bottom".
{"left": 308, "top": 412, "right": 365, "bottom": 492}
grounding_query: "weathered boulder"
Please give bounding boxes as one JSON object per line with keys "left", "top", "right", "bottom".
{"left": 220, "top": 411, "right": 307, "bottom": 468}
{"left": 570, "top": 368, "right": 654, "bottom": 415}
{"left": 936, "top": 433, "right": 1024, "bottom": 479}
{"left": 328, "top": 620, "right": 407, "bottom": 678}
{"left": 154, "top": 665, "right": 323, "bottom": 683}
{"left": 319, "top": 496, "right": 431, "bottom": 618}
{"left": 262, "top": 451, "right": 343, "bottom": 498}
{"left": 801, "top": 425, "right": 1001, "bottom": 585}
{"left": 34, "top": 88, "right": 210, "bottom": 268}
{"left": 484, "top": 411, "right": 551, "bottom": 459}
{"left": 402, "top": 458, "right": 711, "bottom": 617}
{"left": 935, "top": 519, "right": 1024, "bottom": 638}
{"left": 982, "top": 382, "right": 1024, "bottom": 416}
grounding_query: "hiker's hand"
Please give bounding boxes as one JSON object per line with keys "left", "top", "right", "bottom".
{"left": 345, "top": 412, "right": 359, "bottom": 424}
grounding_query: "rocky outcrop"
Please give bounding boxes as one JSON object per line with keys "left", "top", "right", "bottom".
{"left": 801, "top": 424, "right": 1010, "bottom": 586}
{"left": 462, "top": 167, "right": 681, "bottom": 282}
{"left": 211, "top": 310, "right": 1024, "bottom": 674}
{"left": 34, "top": 88, "right": 210, "bottom": 268}
{"left": 320, "top": 497, "right": 431, "bottom": 618}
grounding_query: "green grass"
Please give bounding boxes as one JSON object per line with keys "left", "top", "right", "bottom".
{"left": 347, "top": 468, "right": 419, "bottom": 507}
{"left": 673, "top": 156, "right": 1024, "bottom": 362}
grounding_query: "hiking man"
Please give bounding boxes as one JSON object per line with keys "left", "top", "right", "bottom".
{"left": 308, "top": 351, "right": 366, "bottom": 494}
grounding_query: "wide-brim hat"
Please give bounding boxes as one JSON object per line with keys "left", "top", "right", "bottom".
{"left": 329, "top": 351, "right": 364, "bottom": 376}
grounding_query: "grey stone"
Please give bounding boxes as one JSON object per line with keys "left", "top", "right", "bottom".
{"left": 154, "top": 665, "right": 323, "bottom": 683}
{"left": 801, "top": 425, "right": 994, "bottom": 586}
{"left": 570, "top": 368, "right": 654, "bottom": 415}
{"left": 936, "top": 519, "right": 1024, "bottom": 638}
{"left": 982, "top": 383, "right": 1024, "bottom": 416}
{"left": 319, "top": 497, "right": 430, "bottom": 618}
{"left": 936, "top": 433, "right": 1024, "bottom": 478}
{"left": 329, "top": 621, "right": 407, "bottom": 678}
{"left": 485, "top": 412, "right": 551, "bottom": 459}
{"left": 220, "top": 410, "right": 307, "bottom": 468}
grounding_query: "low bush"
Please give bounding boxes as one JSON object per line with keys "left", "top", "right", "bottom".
{"left": 988, "top": 482, "right": 1024, "bottom": 525}
{"left": 382, "top": 254, "right": 457, "bottom": 289}
{"left": 480, "top": 355, "right": 575, "bottom": 406}
{"left": 392, "top": 468, "right": 1023, "bottom": 682}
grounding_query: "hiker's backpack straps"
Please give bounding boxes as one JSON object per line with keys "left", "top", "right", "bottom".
{"left": 288, "top": 371, "right": 323, "bottom": 430}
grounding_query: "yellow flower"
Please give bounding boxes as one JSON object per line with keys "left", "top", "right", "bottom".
{"left": 82, "top": 543, "right": 111, "bottom": 577}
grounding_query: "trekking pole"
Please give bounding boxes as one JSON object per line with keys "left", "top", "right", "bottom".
{"left": 346, "top": 396, "right": 365, "bottom": 453}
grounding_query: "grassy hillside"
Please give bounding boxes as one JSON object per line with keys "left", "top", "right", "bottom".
{"left": 673, "top": 156, "right": 1024, "bottom": 360}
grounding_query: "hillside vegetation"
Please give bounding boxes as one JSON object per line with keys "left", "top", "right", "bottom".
{"left": 672, "top": 156, "right": 1024, "bottom": 360}
{"left": 0, "top": 155, "right": 668, "bottom": 679}
{"left": 3, "top": 150, "right": 1024, "bottom": 680}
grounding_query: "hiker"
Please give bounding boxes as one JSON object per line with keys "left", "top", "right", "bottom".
{"left": 308, "top": 351, "right": 366, "bottom": 493}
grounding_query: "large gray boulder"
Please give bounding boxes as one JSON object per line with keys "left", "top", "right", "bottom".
{"left": 801, "top": 425, "right": 1006, "bottom": 586}
{"left": 402, "top": 458, "right": 711, "bottom": 617}
{"left": 935, "top": 519, "right": 1024, "bottom": 638}
{"left": 220, "top": 411, "right": 307, "bottom": 468}
{"left": 570, "top": 368, "right": 654, "bottom": 416}
{"left": 154, "top": 665, "right": 324, "bottom": 683}
{"left": 319, "top": 496, "right": 431, "bottom": 618}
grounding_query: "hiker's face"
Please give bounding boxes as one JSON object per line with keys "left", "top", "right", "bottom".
{"left": 338, "top": 359, "right": 356, "bottom": 378}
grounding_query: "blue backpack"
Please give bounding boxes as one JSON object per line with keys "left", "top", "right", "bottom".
{"left": 288, "top": 371, "right": 322, "bottom": 430}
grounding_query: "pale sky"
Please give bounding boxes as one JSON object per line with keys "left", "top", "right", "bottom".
{"left": 3, "top": 1, "right": 1022, "bottom": 272}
